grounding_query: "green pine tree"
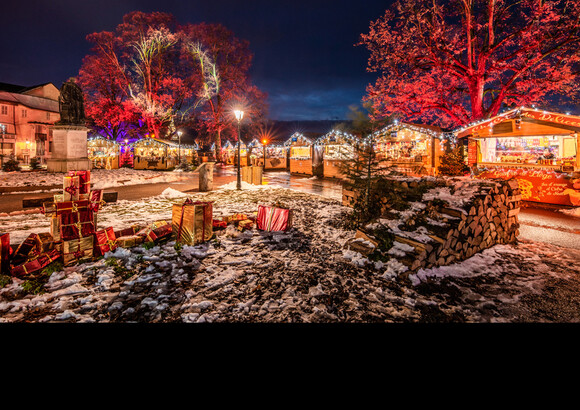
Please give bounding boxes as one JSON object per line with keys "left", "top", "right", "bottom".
{"left": 437, "top": 139, "right": 470, "bottom": 176}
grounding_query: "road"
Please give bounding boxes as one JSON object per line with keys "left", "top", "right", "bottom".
{"left": 1, "top": 167, "right": 578, "bottom": 249}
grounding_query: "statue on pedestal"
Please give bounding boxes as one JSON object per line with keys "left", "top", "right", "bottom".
{"left": 56, "top": 79, "right": 86, "bottom": 126}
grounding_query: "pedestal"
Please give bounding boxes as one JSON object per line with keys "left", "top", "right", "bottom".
{"left": 46, "top": 125, "right": 91, "bottom": 172}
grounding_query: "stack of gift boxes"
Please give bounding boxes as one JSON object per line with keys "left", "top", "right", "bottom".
{"left": 1, "top": 177, "right": 294, "bottom": 279}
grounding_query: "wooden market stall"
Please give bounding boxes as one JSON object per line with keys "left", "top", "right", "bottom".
{"left": 285, "top": 132, "right": 315, "bottom": 175}
{"left": 132, "top": 137, "right": 181, "bottom": 170}
{"left": 219, "top": 140, "right": 235, "bottom": 165}
{"left": 315, "top": 130, "right": 358, "bottom": 179}
{"left": 87, "top": 136, "right": 120, "bottom": 169}
{"left": 256, "top": 142, "right": 288, "bottom": 170}
{"left": 456, "top": 107, "right": 580, "bottom": 206}
{"left": 372, "top": 122, "right": 444, "bottom": 176}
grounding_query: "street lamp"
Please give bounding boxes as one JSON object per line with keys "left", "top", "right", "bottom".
{"left": 262, "top": 138, "right": 267, "bottom": 170}
{"left": 177, "top": 130, "right": 183, "bottom": 164}
{"left": 234, "top": 110, "right": 244, "bottom": 190}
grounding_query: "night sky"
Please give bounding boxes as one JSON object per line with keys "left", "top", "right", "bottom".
{"left": 0, "top": 0, "right": 393, "bottom": 121}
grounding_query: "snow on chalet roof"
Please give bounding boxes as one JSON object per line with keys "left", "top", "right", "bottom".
{"left": 0, "top": 85, "right": 59, "bottom": 113}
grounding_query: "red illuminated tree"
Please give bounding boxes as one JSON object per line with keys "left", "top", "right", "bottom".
{"left": 359, "top": 0, "right": 580, "bottom": 128}
{"left": 79, "top": 12, "right": 267, "bottom": 153}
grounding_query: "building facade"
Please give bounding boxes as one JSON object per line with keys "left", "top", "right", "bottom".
{"left": 0, "top": 82, "right": 60, "bottom": 166}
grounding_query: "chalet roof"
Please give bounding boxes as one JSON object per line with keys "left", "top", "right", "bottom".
{"left": 0, "top": 82, "right": 53, "bottom": 94}
{"left": 454, "top": 107, "right": 580, "bottom": 138}
{"left": 0, "top": 90, "right": 59, "bottom": 112}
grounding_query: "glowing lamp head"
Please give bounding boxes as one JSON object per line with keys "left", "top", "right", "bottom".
{"left": 262, "top": 139, "right": 267, "bottom": 145}
{"left": 234, "top": 110, "right": 244, "bottom": 121}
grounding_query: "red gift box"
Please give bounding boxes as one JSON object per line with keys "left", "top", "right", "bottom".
{"left": 212, "top": 219, "right": 227, "bottom": 229}
{"left": 89, "top": 189, "right": 104, "bottom": 212}
{"left": 10, "top": 233, "right": 43, "bottom": 268}
{"left": 59, "top": 208, "right": 96, "bottom": 241}
{"left": 63, "top": 175, "right": 80, "bottom": 201}
{"left": 67, "top": 170, "right": 91, "bottom": 195}
{"left": 256, "top": 205, "right": 293, "bottom": 232}
{"left": 1, "top": 233, "right": 12, "bottom": 275}
{"left": 10, "top": 248, "right": 61, "bottom": 278}
{"left": 93, "top": 227, "right": 117, "bottom": 256}
{"left": 141, "top": 224, "right": 172, "bottom": 243}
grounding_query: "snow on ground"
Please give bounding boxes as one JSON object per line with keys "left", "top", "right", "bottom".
{"left": 0, "top": 168, "right": 190, "bottom": 190}
{"left": 1, "top": 180, "right": 580, "bottom": 323}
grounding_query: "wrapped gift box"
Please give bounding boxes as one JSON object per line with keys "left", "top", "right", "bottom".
{"left": 59, "top": 208, "right": 96, "bottom": 241}
{"left": 114, "top": 225, "right": 141, "bottom": 238}
{"left": 172, "top": 199, "right": 213, "bottom": 245}
{"left": 67, "top": 170, "right": 91, "bottom": 195}
{"left": 1, "top": 233, "right": 12, "bottom": 275}
{"left": 37, "top": 232, "right": 56, "bottom": 253}
{"left": 54, "top": 194, "right": 64, "bottom": 203}
{"left": 49, "top": 215, "right": 62, "bottom": 241}
{"left": 88, "top": 189, "right": 104, "bottom": 212}
{"left": 256, "top": 205, "right": 293, "bottom": 232}
{"left": 116, "top": 235, "right": 144, "bottom": 248}
{"left": 139, "top": 223, "right": 173, "bottom": 243}
{"left": 10, "top": 248, "right": 61, "bottom": 278}
{"left": 237, "top": 219, "right": 254, "bottom": 231}
{"left": 93, "top": 227, "right": 117, "bottom": 257}
{"left": 62, "top": 236, "right": 94, "bottom": 267}
{"left": 212, "top": 219, "right": 227, "bottom": 229}
{"left": 10, "top": 233, "right": 43, "bottom": 268}
{"left": 63, "top": 175, "right": 80, "bottom": 201}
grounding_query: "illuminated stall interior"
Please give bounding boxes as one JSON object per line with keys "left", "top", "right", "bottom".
{"left": 456, "top": 107, "right": 579, "bottom": 170}
{"left": 372, "top": 122, "right": 443, "bottom": 175}
{"left": 132, "top": 137, "right": 195, "bottom": 170}
{"left": 285, "top": 132, "right": 314, "bottom": 175}
{"left": 87, "top": 136, "right": 120, "bottom": 169}
{"left": 315, "top": 130, "right": 357, "bottom": 178}
{"left": 457, "top": 107, "right": 580, "bottom": 207}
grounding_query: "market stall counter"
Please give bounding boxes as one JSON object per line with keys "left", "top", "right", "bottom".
{"left": 456, "top": 107, "right": 580, "bottom": 206}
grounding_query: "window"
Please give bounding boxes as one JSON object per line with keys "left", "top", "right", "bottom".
{"left": 21, "top": 109, "right": 27, "bottom": 118}
{"left": 1, "top": 105, "right": 7, "bottom": 115}
{"left": 46, "top": 112, "right": 50, "bottom": 120}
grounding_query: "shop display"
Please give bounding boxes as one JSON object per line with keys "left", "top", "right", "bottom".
{"left": 286, "top": 132, "right": 315, "bottom": 175}
{"left": 372, "top": 123, "right": 443, "bottom": 175}
{"left": 315, "top": 130, "right": 357, "bottom": 178}
{"left": 88, "top": 136, "right": 120, "bottom": 169}
{"left": 457, "top": 107, "right": 580, "bottom": 206}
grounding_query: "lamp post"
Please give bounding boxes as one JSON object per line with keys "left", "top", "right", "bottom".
{"left": 177, "top": 130, "right": 182, "bottom": 164}
{"left": 234, "top": 110, "right": 244, "bottom": 190}
{"left": 0, "top": 123, "right": 5, "bottom": 168}
{"left": 262, "top": 138, "right": 267, "bottom": 170}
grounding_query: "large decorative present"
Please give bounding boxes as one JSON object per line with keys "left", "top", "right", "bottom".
{"left": 1, "top": 233, "right": 12, "bottom": 275}
{"left": 63, "top": 175, "right": 80, "bottom": 201}
{"left": 68, "top": 170, "right": 91, "bottom": 195}
{"left": 93, "top": 227, "right": 117, "bottom": 257}
{"left": 59, "top": 208, "right": 96, "bottom": 241}
{"left": 10, "top": 248, "right": 61, "bottom": 278}
{"left": 115, "top": 235, "right": 144, "bottom": 248}
{"left": 49, "top": 215, "right": 61, "bottom": 241}
{"left": 172, "top": 199, "right": 213, "bottom": 245}
{"left": 37, "top": 232, "right": 56, "bottom": 253}
{"left": 62, "top": 236, "right": 94, "bottom": 267}
{"left": 10, "top": 233, "right": 43, "bottom": 268}
{"left": 256, "top": 204, "right": 293, "bottom": 232}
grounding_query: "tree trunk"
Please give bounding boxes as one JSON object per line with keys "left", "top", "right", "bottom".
{"left": 214, "top": 129, "right": 222, "bottom": 162}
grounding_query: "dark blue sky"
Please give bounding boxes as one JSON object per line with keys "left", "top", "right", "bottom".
{"left": 0, "top": 0, "right": 392, "bottom": 121}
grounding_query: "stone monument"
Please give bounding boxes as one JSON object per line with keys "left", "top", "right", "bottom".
{"left": 46, "top": 79, "right": 91, "bottom": 172}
